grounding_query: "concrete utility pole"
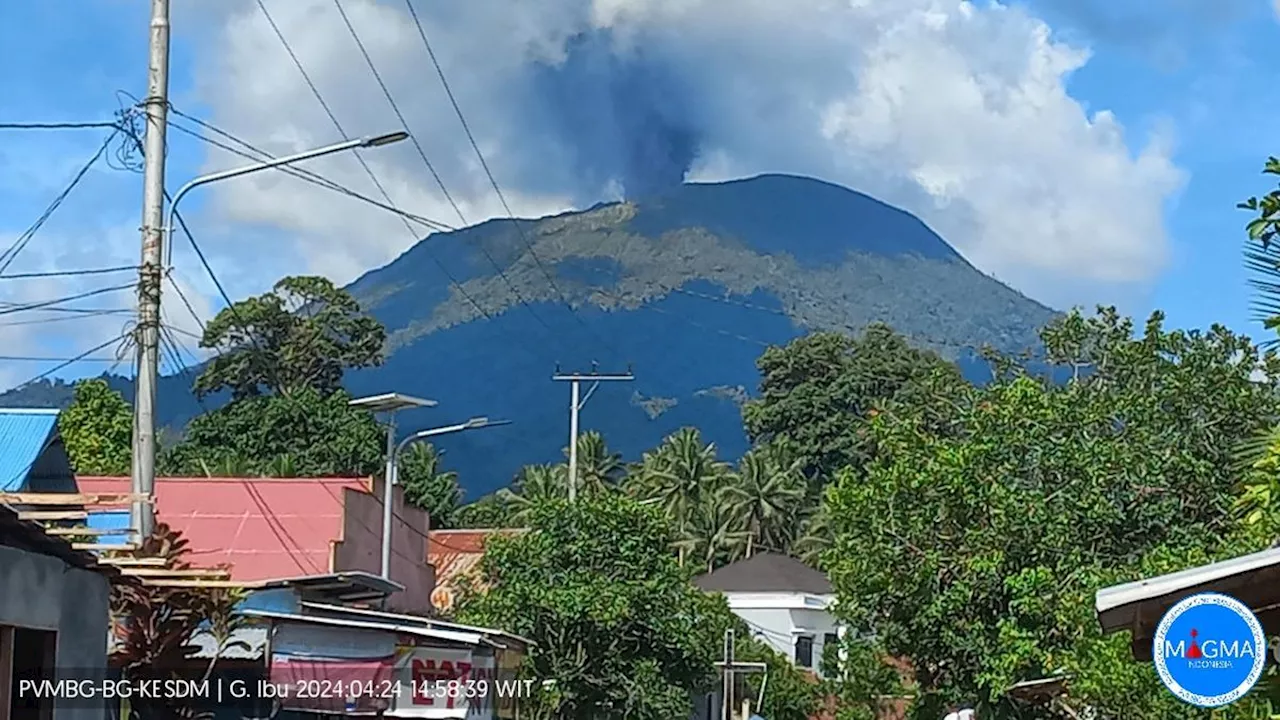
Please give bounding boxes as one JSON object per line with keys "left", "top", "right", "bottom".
{"left": 552, "top": 363, "right": 633, "bottom": 502}
{"left": 131, "top": 0, "right": 171, "bottom": 540}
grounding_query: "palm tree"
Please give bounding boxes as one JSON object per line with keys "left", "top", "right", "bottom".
{"left": 399, "top": 443, "right": 462, "bottom": 528}
{"left": 497, "top": 464, "right": 568, "bottom": 526}
{"left": 675, "top": 495, "right": 750, "bottom": 573}
{"left": 791, "top": 505, "right": 834, "bottom": 568}
{"left": 625, "top": 428, "right": 733, "bottom": 564}
{"left": 565, "top": 430, "right": 623, "bottom": 497}
{"left": 722, "top": 445, "right": 808, "bottom": 557}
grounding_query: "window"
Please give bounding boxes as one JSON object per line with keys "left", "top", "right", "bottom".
{"left": 794, "top": 635, "right": 814, "bottom": 668}
{"left": 6, "top": 626, "right": 55, "bottom": 720}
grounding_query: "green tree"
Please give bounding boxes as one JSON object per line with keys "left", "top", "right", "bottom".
{"left": 455, "top": 493, "right": 515, "bottom": 528}
{"left": 825, "top": 308, "right": 1280, "bottom": 718}
{"left": 565, "top": 430, "right": 624, "bottom": 495}
{"left": 193, "top": 275, "right": 385, "bottom": 400}
{"left": 496, "top": 464, "right": 568, "bottom": 526}
{"left": 742, "top": 324, "right": 970, "bottom": 486}
{"left": 625, "top": 428, "right": 734, "bottom": 563}
{"left": 162, "top": 387, "right": 383, "bottom": 477}
{"left": 722, "top": 443, "right": 808, "bottom": 557}
{"left": 58, "top": 378, "right": 133, "bottom": 475}
{"left": 455, "top": 495, "right": 731, "bottom": 720}
{"left": 399, "top": 443, "right": 462, "bottom": 529}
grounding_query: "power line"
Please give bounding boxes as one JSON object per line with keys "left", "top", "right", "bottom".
{"left": 0, "top": 283, "right": 135, "bottom": 317}
{"left": 0, "top": 120, "right": 121, "bottom": 130}
{"left": 0, "top": 309, "right": 129, "bottom": 327}
{"left": 399, "top": 0, "right": 625, "bottom": 363}
{"left": 254, "top": 0, "right": 507, "bottom": 329}
{"left": 0, "top": 128, "right": 120, "bottom": 274}
{"left": 7, "top": 332, "right": 131, "bottom": 389}
{"left": 0, "top": 355, "right": 118, "bottom": 362}
{"left": 0, "top": 265, "right": 137, "bottom": 280}
{"left": 165, "top": 113, "right": 451, "bottom": 232}
{"left": 328, "top": 0, "right": 558, "bottom": 338}
{"left": 331, "top": 0, "right": 462, "bottom": 224}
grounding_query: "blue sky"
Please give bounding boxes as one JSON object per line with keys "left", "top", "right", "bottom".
{"left": 0, "top": 0, "right": 1277, "bottom": 389}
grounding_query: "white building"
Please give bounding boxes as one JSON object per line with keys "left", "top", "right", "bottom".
{"left": 694, "top": 552, "right": 843, "bottom": 676}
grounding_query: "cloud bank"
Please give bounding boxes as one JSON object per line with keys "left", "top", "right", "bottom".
{"left": 184, "top": 0, "right": 1184, "bottom": 309}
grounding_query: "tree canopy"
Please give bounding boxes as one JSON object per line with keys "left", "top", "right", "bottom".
{"left": 193, "top": 275, "right": 385, "bottom": 400}
{"left": 58, "top": 377, "right": 133, "bottom": 476}
{"left": 742, "top": 324, "right": 969, "bottom": 484}
{"left": 824, "top": 308, "right": 1280, "bottom": 718}
{"left": 454, "top": 493, "right": 819, "bottom": 720}
{"left": 161, "top": 387, "right": 383, "bottom": 477}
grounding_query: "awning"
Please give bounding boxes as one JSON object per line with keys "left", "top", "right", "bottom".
{"left": 1095, "top": 545, "right": 1280, "bottom": 660}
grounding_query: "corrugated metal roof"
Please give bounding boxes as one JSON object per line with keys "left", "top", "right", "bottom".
{"left": 0, "top": 408, "right": 59, "bottom": 492}
{"left": 1095, "top": 545, "right": 1280, "bottom": 633}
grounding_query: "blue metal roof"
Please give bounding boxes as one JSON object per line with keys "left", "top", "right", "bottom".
{"left": 86, "top": 510, "right": 131, "bottom": 546}
{"left": 0, "top": 408, "right": 60, "bottom": 492}
{"left": 85, "top": 509, "right": 131, "bottom": 543}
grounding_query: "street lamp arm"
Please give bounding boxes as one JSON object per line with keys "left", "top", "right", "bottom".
{"left": 162, "top": 131, "right": 408, "bottom": 264}
{"left": 394, "top": 418, "right": 512, "bottom": 456}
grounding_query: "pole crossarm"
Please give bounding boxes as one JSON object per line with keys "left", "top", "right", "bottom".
{"left": 552, "top": 365, "right": 634, "bottom": 502}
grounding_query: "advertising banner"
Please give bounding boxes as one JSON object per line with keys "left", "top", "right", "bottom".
{"left": 388, "top": 645, "right": 497, "bottom": 719}
{"left": 268, "top": 654, "right": 396, "bottom": 715}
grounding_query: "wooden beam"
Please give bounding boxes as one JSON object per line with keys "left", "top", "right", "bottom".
{"left": 42, "top": 527, "right": 133, "bottom": 537}
{"left": 120, "top": 568, "right": 229, "bottom": 579}
{"left": 17, "top": 511, "right": 87, "bottom": 521}
{"left": 0, "top": 493, "right": 152, "bottom": 506}
{"left": 72, "top": 543, "right": 139, "bottom": 552}
{"left": 141, "top": 579, "right": 257, "bottom": 589}
{"left": 96, "top": 557, "right": 168, "bottom": 567}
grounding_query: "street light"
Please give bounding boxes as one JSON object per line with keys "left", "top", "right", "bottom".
{"left": 349, "top": 393, "right": 438, "bottom": 579}
{"left": 130, "top": 131, "right": 411, "bottom": 540}
{"left": 383, "top": 417, "right": 511, "bottom": 579}
{"left": 164, "top": 131, "right": 410, "bottom": 265}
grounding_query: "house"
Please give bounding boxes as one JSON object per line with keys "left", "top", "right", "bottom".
{"left": 1095, "top": 544, "right": 1280, "bottom": 660}
{"left": 231, "top": 576, "right": 532, "bottom": 719}
{"left": 0, "top": 501, "right": 117, "bottom": 720}
{"left": 694, "top": 552, "right": 843, "bottom": 676}
{"left": 0, "top": 408, "right": 76, "bottom": 494}
{"left": 77, "top": 475, "right": 435, "bottom": 613}
{"left": 426, "top": 529, "right": 526, "bottom": 612}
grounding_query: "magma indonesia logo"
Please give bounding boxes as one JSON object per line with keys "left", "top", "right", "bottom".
{"left": 1153, "top": 593, "right": 1266, "bottom": 707}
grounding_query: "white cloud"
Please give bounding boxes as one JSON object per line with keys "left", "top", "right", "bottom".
{"left": 182, "top": 0, "right": 1185, "bottom": 309}
{"left": 0, "top": 224, "right": 140, "bottom": 390}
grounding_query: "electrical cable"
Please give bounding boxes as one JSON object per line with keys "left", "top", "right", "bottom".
{"left": 0, "top": 283, "right": 135, "bottom": 317}
{"left": 0, "top": 128, "right": 120, "bottom": 274}
{"left": 6, "top": 332, "right": 131, "bottom": 388}
{"left": 254, "top": 0, "right": 524, "bottom": 330}
{"left": 165, "top": 115, "right": 451, "bottom": 232}
{"left": 0, "top": 120, "right": 121, "bottom": 130}
{"left": 398, "top": 0, "right": 627, "bottom": 363}
{"left": 329, "top": 0, "right": 561, "bottom": 338}
{"left": 0, "top": 265, "right": 137, "bottom": 280}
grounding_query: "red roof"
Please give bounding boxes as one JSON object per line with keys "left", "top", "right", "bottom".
{"left": 427, "top": 529, "right": 524, "bottom": 590}
{"left": 78, "top": 476, "right": 370, "bottom": 582}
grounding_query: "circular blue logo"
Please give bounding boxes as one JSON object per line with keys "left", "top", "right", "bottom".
{"left": 1153, "top": 592, "right": 1266, "bottom": 707}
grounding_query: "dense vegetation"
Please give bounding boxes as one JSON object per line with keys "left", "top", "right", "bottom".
{"left": 5, "top": 174, "right": 1061, "bottom": 492}
{"left": 49, "top": 163, "right": 1280, "bottom": 718}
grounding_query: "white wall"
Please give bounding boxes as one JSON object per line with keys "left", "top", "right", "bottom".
{"left": 722, "top": 591, "right": 842, "bottom": 677}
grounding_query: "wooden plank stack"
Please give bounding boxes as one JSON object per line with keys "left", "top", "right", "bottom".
{"left": 0, "top": 492, "right": 235, "bottom": 587}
